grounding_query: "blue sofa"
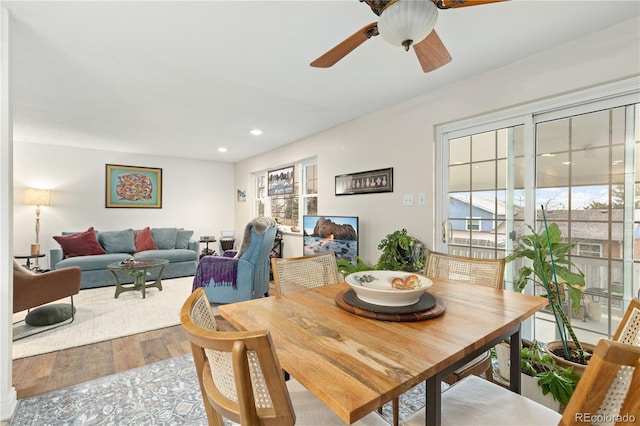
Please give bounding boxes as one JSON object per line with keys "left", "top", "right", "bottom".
{"left": 50, "top": 227, "right": 198, "bottom": 289}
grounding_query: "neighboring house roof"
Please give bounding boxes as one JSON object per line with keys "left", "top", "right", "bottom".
{"left": 449, "top": 194, "right": 507, "bottom": 216}
{"left": 512, "top": 209, "right": 640, "bottom": 242}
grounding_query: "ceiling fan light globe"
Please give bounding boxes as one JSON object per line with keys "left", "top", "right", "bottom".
{"left": 378, "top": 0, "right": 438, "bottom": 49}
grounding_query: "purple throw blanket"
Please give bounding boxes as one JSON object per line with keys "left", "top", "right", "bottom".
{"left": 192, "top": 256, "right": 238, "bottom": 291}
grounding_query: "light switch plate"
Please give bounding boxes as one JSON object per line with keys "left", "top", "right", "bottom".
{"left": 418, "top": 192, "right": 426, "bottom": 206}
{"left": 403, "top": 193, "right": 414, "bottom": 206}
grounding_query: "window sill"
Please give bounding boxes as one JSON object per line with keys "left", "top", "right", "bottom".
{"left": 277, "top": 226, "right": 302, "bottom": 236}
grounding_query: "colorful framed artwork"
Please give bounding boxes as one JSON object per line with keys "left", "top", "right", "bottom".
{"left": 335, "top": 167, "right": 393, "bottom": 195}
{"left": 267, "top": 165, "right": 295, "bottom": 196}
{"left": 105, "top": 164, "right": 162, "bottom": 208}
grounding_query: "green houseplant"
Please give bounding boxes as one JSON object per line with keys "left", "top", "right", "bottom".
{"left": 495, "top": 339, "right": 579, "bottom": 406}
{"left": 127, "top": 267, "right": 150, "bottom": 285}
{"left": 336, "top": 255, "right": 374, "bottom": 277}
{"left": 375, "top": 229, "right": 425, "bottom": 272}
{"left": 521, "top": 340, "right": 579, "bottom": 405}
{"left": 336, "top": 229, "right": 426, "bottom": 277}
{"left": 505, "top": 210, "right": 589, "bottom": 366}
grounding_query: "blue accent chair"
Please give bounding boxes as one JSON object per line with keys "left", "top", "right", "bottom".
{"left": 193, "top": 217, "right": 278, "bottom": 304}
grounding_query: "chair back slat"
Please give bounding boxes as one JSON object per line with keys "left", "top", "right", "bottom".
{"left": 425, "top": 250, "right": 505, "bottom": 289}
{"left": 614, "top": 298, "right": 640, "bottom": 347}
{"left": 560, "top": 339, "right": 640, "bottom": 426}
{"left": 190, "top": 290, "right": 218, "bottom": 331}
{"left": 180, "top": 288, "right": 296, "bottom": 426}
{"left": 272, "top": 251, "right": 340, "bottom": 296}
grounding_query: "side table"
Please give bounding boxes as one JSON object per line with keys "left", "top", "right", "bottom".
{"left": 14, "top": 253, "right": 46, "bottom": 272}
{"left": 199, "top": 238, "right": 217, "bottom": 258}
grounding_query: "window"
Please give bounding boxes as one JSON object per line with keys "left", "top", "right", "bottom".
{"left": 254, "top": 159, "right": 317, "bottom": 230}
{"left": 302, "top": 162, "right": 318, "bottom": 218}
{"left": 578, "top": 243, "right": 602, "bottom": 257}
{"left": 255, "top": 175, "right": 266, "bottom": 218}
{"left": 436, "top": 78, "right": 640, "bottom": 343}
{"left": 466, "top": 217, "right": 481, "bottom": 231}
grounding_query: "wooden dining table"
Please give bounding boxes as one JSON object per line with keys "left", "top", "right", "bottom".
{"left": 218, "top": 279, "right": 548, "bottom": 425}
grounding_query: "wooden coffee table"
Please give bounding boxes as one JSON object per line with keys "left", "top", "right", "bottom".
{"left": 107, "top": 259, "right": 169, "bottom": 299}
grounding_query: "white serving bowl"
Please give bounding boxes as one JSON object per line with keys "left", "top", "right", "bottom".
{"left": 345, "top": 270, "right": 433, "bottom": 307}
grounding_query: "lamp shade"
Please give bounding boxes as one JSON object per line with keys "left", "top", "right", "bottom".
{"left": 378, "top": 0, "right": 438, "bottom": 49}
{"left": 24, "top": 188, "right": 51, "bottom": 206}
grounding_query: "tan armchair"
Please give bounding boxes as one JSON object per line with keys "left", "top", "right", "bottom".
{"left": 13, "top": 260, "right": 81, "bottom": 339}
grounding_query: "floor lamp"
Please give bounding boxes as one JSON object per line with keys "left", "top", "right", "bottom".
{"left": 24, "top": 188, "right": 51, "bottom": 269}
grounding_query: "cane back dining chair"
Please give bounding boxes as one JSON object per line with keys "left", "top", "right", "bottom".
{"left": 401, "top": 338, "right": 640, "bottom": 426}
{"left": 271, "top": 251, "right": 341, "bottom": 296}
{"left": 424, "top": 250, "right": 506, "bottom": 385}
{"left": 180, "top": 287, "right": 389, "bottom": 426}
{"left": 614, "top": 298, "right": 640, "bottom": 347}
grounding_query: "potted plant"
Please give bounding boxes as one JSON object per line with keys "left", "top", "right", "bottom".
{"left": 336, "top": 255, "right": 374, "bottom": 277}
{"left": 337, "top": 229, "right": 426, "bottom": 277}
{"left": 375, "top": 229, "right": 426, "bottom": 272}
{"left": 495, "top": 339, "right": 579, "bottom": 410}
{"left": 505, "top": 211, "right": 593, "bottom": 373}
{"left": 128, "top": 268, "right": 150, "bottom": 286}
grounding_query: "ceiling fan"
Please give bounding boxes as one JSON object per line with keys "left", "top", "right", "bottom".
{"left": 310, "top": 0, "right": 507, "bottom": 73}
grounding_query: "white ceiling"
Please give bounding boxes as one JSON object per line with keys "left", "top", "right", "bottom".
{"left": 6, "top": 0, "right": 640, "bottom": 163}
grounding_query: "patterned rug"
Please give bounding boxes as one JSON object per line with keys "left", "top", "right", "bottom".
{"left": 10, "top": 354, "right": 428, "bottom": 425}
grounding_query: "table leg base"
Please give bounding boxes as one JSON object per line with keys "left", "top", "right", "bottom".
{"left": 114, "top": 279, "right": 163, "bottom": 299}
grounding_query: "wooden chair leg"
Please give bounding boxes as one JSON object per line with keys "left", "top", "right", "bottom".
{"left": 377, "top": 397, "right": 400, "bottom": 426}
{"left": 392, "top": 397, "right": 399, "bottom": 426}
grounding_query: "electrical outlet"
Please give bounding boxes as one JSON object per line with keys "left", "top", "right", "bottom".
{"left": 418, "top": 192, "right": 426, "bottom": 206}
{"left": 403, "top": 193, "right": 414, "bottom": 206}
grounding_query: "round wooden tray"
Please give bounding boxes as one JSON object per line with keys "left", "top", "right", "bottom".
{"left": 335, "top": 289, "right": 446, "bottom": 322}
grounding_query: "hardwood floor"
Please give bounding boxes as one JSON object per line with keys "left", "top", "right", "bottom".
{"left": 12, "top": 316, "right": 235, "bottom": 400}
{"left": 12, "top": 325, "right": 190, "bottom": 399}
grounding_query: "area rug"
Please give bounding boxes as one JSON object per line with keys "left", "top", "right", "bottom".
{"left": 12, "top": 276, "right": 195, "bottom": 359}
{"left": 10, "top": 353, "right": 427, "bottom": 425}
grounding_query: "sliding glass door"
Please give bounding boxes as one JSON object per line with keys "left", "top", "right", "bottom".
{"left": 436, "top": 83, "right": 639, "bottom": 342}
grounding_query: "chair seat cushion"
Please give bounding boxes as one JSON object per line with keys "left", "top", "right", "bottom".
{"left": 223, "top": 378, "right": 391, "bottom": 426}
{"left": 56, "top": 253, "right": 130, "bottom": 271}
{"left": 286, "top": 378, "right": 390, "bottom": 425}
{"left": 134, "top": 249, "right": 197, "bottom": 263}
{"left": 401, "top": 375, "right": 562, "bottom": 426}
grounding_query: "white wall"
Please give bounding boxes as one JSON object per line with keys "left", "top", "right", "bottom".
{"left": 1, "top": 6, "right": 18, "bottom": 421}
{"left": 13, "top": 143, "right": 235, "bottom": 266}
{"left": 234, "top": 17, "right": 640, "bottom": 267}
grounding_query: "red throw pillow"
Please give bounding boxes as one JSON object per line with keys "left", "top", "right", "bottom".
{"left": 134, "top": 227, "right": 157, "bottom": 252}
{"left": 53, "top": 227, "right": 107, "bottom": 258}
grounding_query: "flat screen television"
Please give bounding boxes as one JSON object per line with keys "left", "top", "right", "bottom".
{"left": 303, "top": 215, "right": 359, "bottom": 264}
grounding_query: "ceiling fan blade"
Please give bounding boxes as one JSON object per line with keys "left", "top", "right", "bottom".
{"left": 310, "top": 22, "right": 379, "bottom": 68}
{"left": 435, "top": 0, "right": 508, "bottom": 9}
{"left": 413, "top": 30, "right": 452, "bottom": 73}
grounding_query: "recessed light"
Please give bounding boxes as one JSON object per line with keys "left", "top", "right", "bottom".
{"left": 250, "top": 129, "right": 263, "bottom": 136}
{"left": 218, "top": 147, "right": 228, "bottom": 153}
{"left": 561, "top": 161, "right": 572, "bottom": 165}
